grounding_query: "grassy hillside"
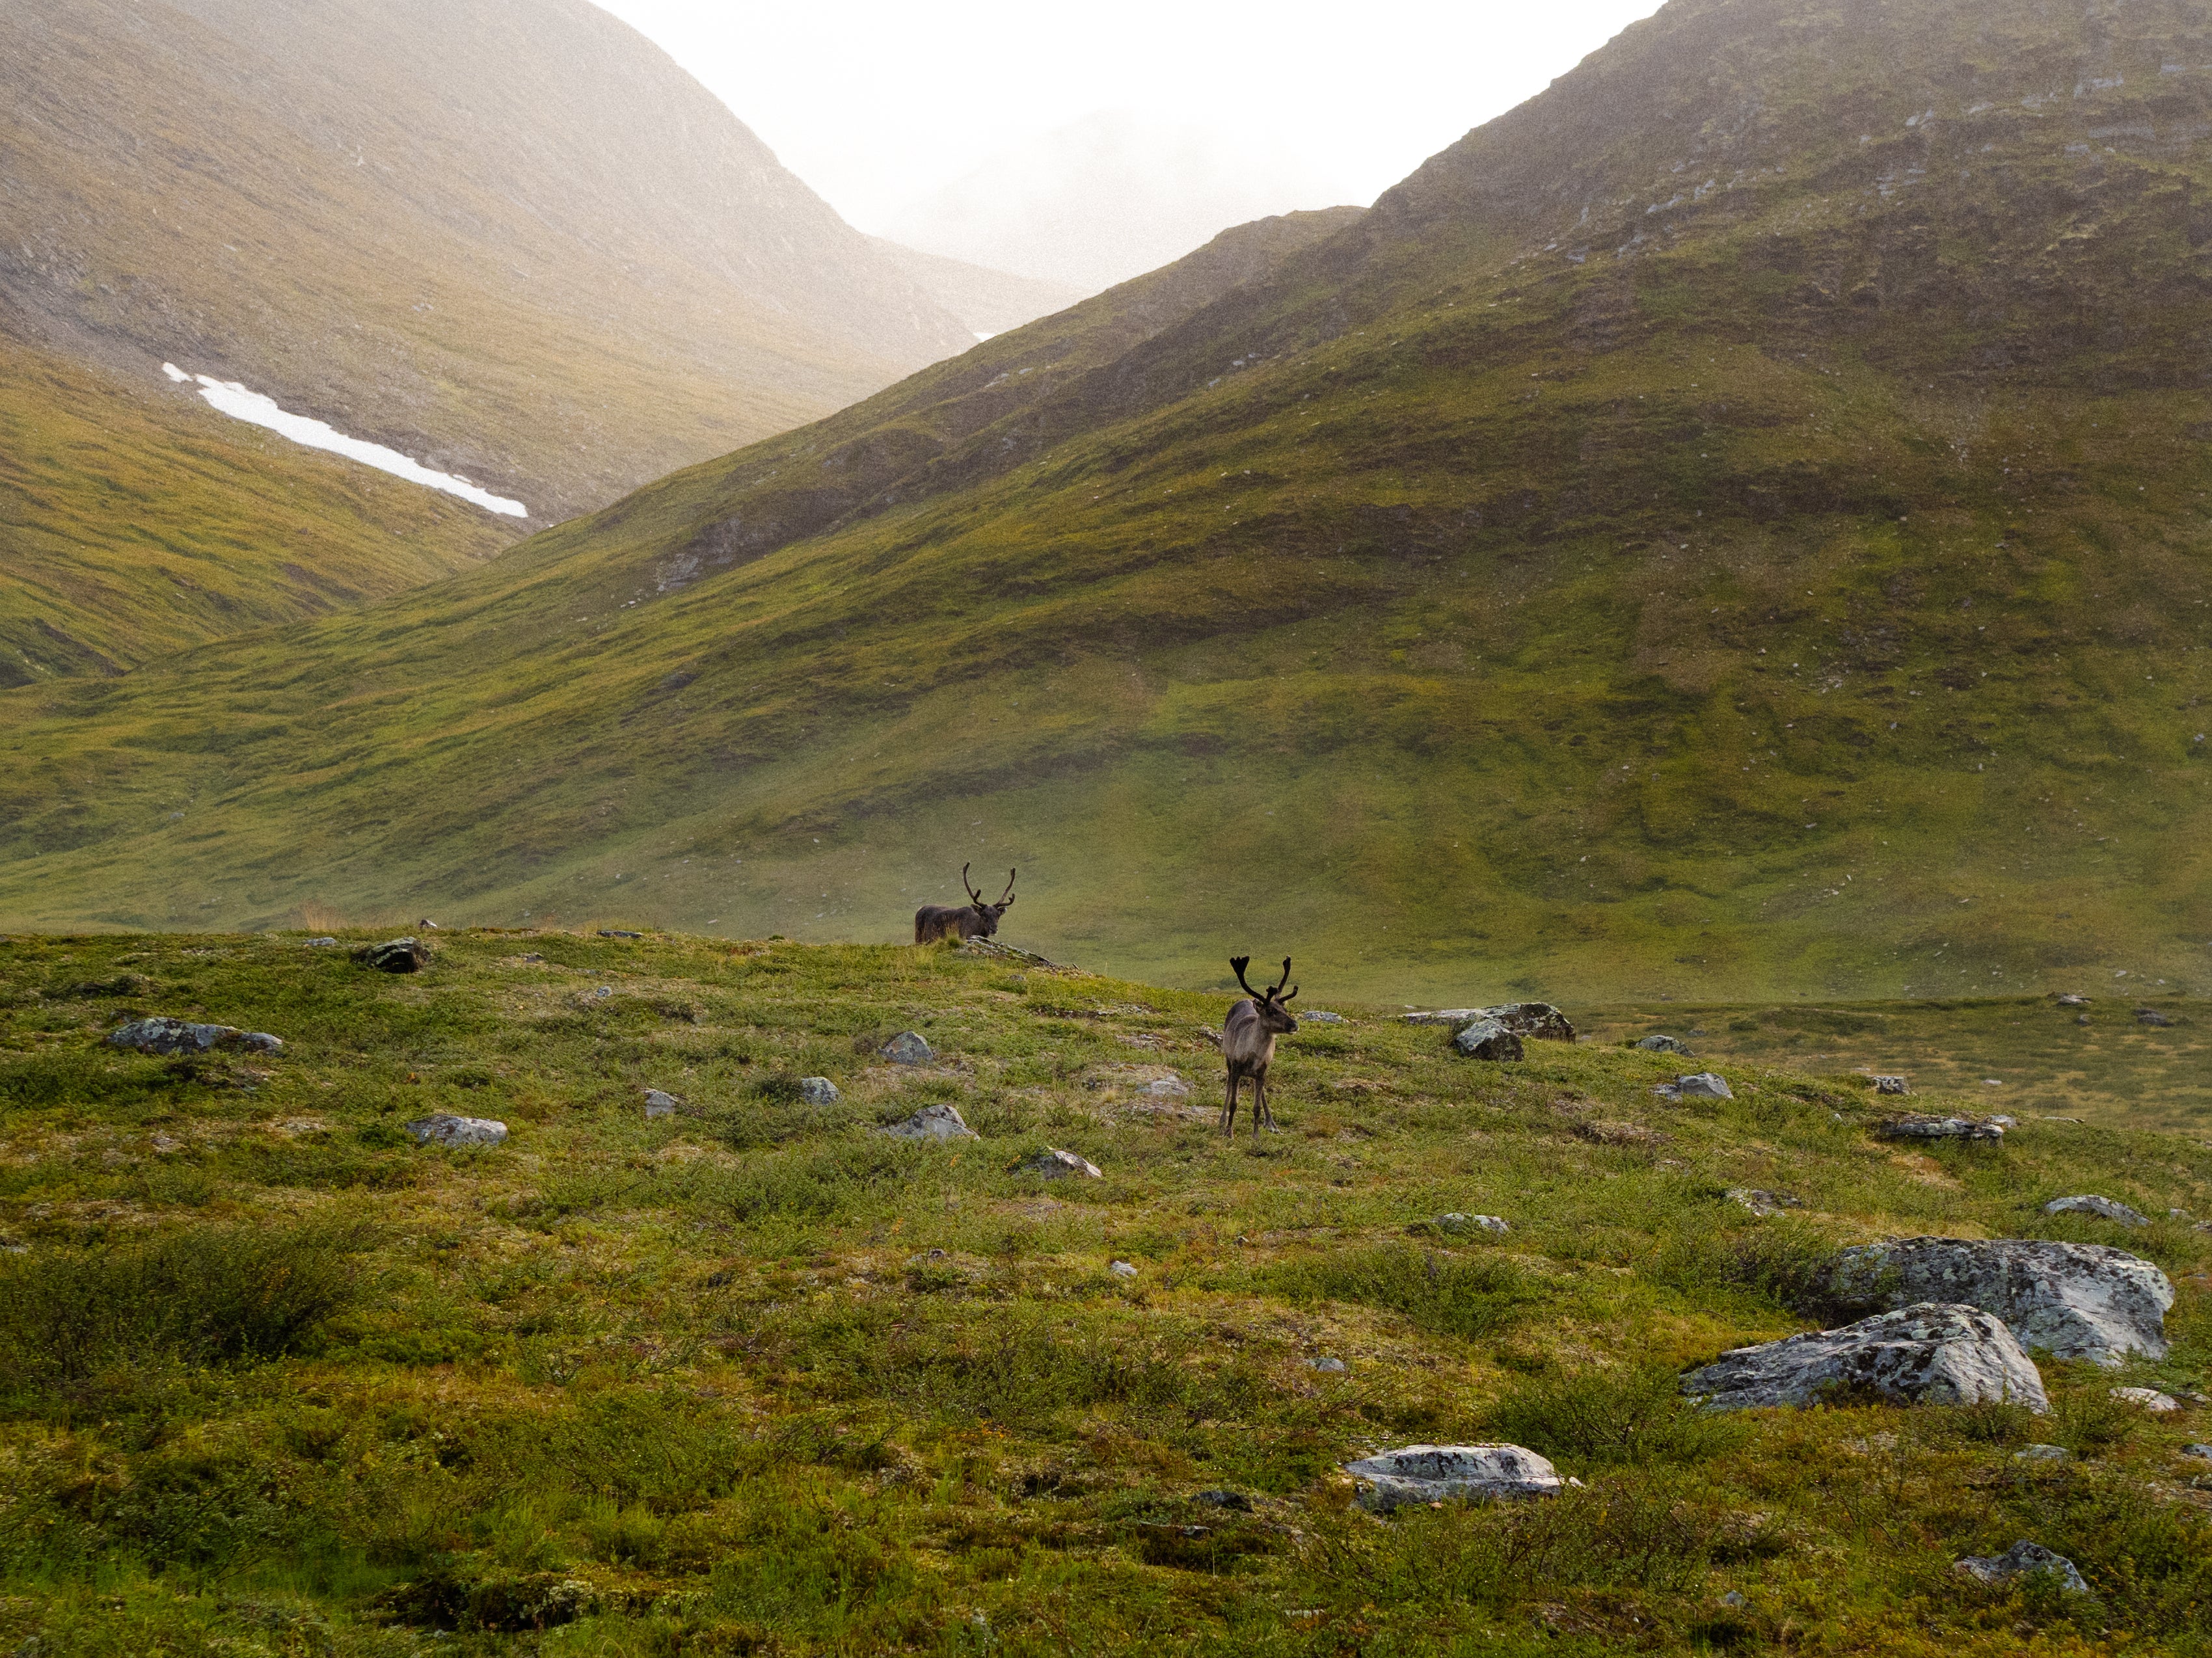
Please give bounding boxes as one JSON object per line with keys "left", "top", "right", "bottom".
{"left": 0, "top": 335, "right": 512, "bottom": 684}
{"left": 1, "top": 929, "right": 2208, "bottom": 1655}
{"left": 5, "top": 0, "right": 2212, "bottom": 1003}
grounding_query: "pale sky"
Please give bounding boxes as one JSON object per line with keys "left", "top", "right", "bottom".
{"left": 595, "top": 0, "right": 1667, "bottom": 288}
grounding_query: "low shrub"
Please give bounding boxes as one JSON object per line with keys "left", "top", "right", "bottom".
{"left": 1485, "top": 1363, "right": 1748, "bottom": 1467}
{"left": 1271, "top": 1243, "right": 1546, "bottom": 1340}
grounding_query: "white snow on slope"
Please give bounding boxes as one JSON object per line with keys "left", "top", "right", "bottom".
{"left": 162, "top": 362, "right": 528, "bottom": 518}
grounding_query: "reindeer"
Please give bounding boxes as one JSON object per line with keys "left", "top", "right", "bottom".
{"left": 913, "top": 864, "right": 1017, "bottom": 944}
{"left": 1221, "top": 955, "right": 1297, "bottom": 1136}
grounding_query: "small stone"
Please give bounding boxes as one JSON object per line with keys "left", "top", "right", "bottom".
{"left": 1016, "top": 1148, "right": 1102, "bottom": 1179}
{"left": 880, "top": 1031, "right": 934, "bottom": 1065}
{"left": 2181, "top": 1444, "right": 2212, "bottom": 1461}
{"left": 1343, "top": 1444, "right": 1564, "bottom": 1510}
{"left": 598, "top": 929, "right": 643, "bottom": 939}
{"left": 2136, "top": 1008, "right": 2175, "bottom": 1026}
{"left": 2044, "top": 1194, "right": 2150, "bottom": 1227}
{"left": 1719, "top": 1590, "right": 1748, "bottom": 1609}
{"left": 403, "top": 1114, "right": 508, "bottom": 1147}
{"left": 1308, "top": 1356, "right": 1348, "bottom": 1373}
{"left": 149, "top": 1133, "right": 183, "bottom": 1153}
{"left": 353, "top": 937, "right": 427, "bottom": 973}
{"left": 1109, "top": 1260, "right": 1138, "bottom": 1278}
{"left": 105, "top": 1017, "right": 282, "bottom": 1056}
{"left": 2109, "top": 1386, "right": 2179, "bottom": 1411}
{"left": 2015, "top": 1443, "right": 2071, "bottom": 1462}
{"left": 2056, "top": 993, "right": 2089, "bottom": 1007}
{"left": 1953, "top": 1540, "right": 2087, "bottom": 1594}
{"left": 1435, "top": 1212, "right": 1509, "bottom": 1235}
{"left": 1877, "top": 1115, "right": 2003, "bottom": 1141}
{"left": 1403, "top": 1008, "right": 1485, "bottom": 1026}
{"left": 1146, "top": 1075, "right": 1192, "bottom": 1099}
{"left": 519, "top": 952, "right": 543, "bottom": 963}
{"left": 1300, "top": 1010, "right": 1347, "bottom": 1024}
{"left": 304, "top": 937, "right": 340, "bottom": 947}
{"left": 1635, "top": 1034, "right": 1692, "bottom": 1054}
{"left": 1727, "top": 1188, "right": 1803, "bottom": 1217}
{"left": 1452, "top": 1018, "right": 1524, "bottom": 1061}
{"left": 798, "top": 1076, "right": 840, "bottom": 1106}
{"left": 880, "top": 1103, "right": 976, "bottom": 1142}
{"left": 1873, "top": 1075, "right": 1909, "bottom": 1095}
{"left": 1196, "top": 1489, "right": 1252, "bottom": 1510}
{"left": 1988, "top": 1115, "right": 2017, "bottom": 1128}
{"left": 1675, "top": 1072, "right": 1733, "bottom": 1100}
{"left": 643, "top": 1089, "right": 679, "bottom": 1119}
{"left": 1682, "top": 1303, "right": 2048, "bottom": 1412}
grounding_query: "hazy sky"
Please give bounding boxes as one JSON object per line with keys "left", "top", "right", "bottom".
{"left": 597, "top": 0, "right": 1666, "bottom": 287}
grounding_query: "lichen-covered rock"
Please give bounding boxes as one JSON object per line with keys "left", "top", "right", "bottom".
{"left": 880, "top": 1031, "right": 934, "bottom": 1065}
{"left": 1873, "top": 1075, "right": 1909, "bottom": 1095}
{"left": 1824, "top": 1237, "right": 2173, "bottom": 1367}
{"left": 1436, "top": 1212, "right": 1510, "bottom": 1235}
{"left": 1727, "top": 1188, "right": 1803, "bottom": 1218}
{"left": 1453, "top": 1019, "right": 1524, "bottom": 1061}
{"left": 1636, "top": 1034, "right": 1692, "bottom": 1054}
{"left": 2043, "top": 1194, "right": 2150, "bottom": 1227}
{"left": 404, "top": 1114, "right": 507, "bottom": 1147}
{"left": 799, "top": 1076, "right": 840, "bottom": 1106}
{"left": 354, "top": 937, "right": 428, "bottom": 973}
{"left": 1877, "top": 1115, "right": 2003, "bottom": 1141}
{"left": 1016, "top": 1147, "right": 1101, "bottom": 1179}
{"left": 1675, "top": 1073, "right": 1733, "bottom": 1100}
{"left": 1954, "top": 1541, "right": 2087, "bottom": 1594}
{"left": 2014, "top": 1443, "right": 2071, "bottom": 1462}
{"left": 643, "top": 1089, "right": 679, "bottom": 1119}
{"left": 2110, "top": 1385, "right": 2179, "bottom": 1411}
{"left": 1300, "top": 1010, "right": 1347, "bottom": 1024}
{"left": 881, "top": 1103, "right": 975, "bottom": 1142}
{"left": 1308, "top": 1355, "right": 1348, "bottom": 1373}
{"left": 1407, "top": 1003, "right": 1574, "bottom": 1041}
{"left": 105, "top": 1017, "right": 282, "bottom": 1056}
{"left": 1343, "top": 1444, "right": 1564, "bottom": 1510}
{"left": 1681, "top": 1304, "right": 2048, "bottom": 1413}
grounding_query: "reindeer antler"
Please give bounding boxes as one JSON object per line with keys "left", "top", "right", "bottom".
{"left": 997, "top": 868, "right": 1016, "bottom": 907}
{"left": 962, "top": 862, "right": 984, "bottom": 904}
{"left": 1230, "top": 956, "right": 1260, "bottom": 998}
{"left": 1275, "top": 956, "right": 1299, "bottom": 1003}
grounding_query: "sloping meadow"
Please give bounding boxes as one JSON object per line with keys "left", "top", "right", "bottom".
{"left": 1, "top": 929, "right": 2209, "bottom": 1653}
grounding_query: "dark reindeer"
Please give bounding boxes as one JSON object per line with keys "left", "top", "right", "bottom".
{"left": 913, "top": 864, "right": 1017, "bottom": 944}
{"left": 1221, "top": 955, "right": 1298, "bottom": 1136}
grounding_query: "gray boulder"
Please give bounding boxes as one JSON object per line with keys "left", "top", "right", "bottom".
{"left": 1308, "top": 1355, "right": 1348, "bottom": 1373}
{"left": 798, "top": 1076, "right": 840, "bottom": 1106}
{"left": 1301, "top": 1010, "right": 1347, "bottom": 1024}
{"left": 105, "top": 1017, "right": 282, "bottom": 1056}
{"left": 643, "top": 1090, "right": 679, "bottom": 1119}
{"left": 354, "top": 937, "right": 428, "bottom": 973}
{"left": 1343, "top": 1444, "right": 1563, "bottom": 1511}
{"left": 1403, "top": 1008, "right": 1486, "bottom": 1026}
{"left": 881, "top": 1103, "right": 976, "bottom": 1142}
{"left": 1873, "top": 1075, "right": 1909, "bottom": 1095}
{"left": 1436, "top": 1213, "right": 1510, "bottom": 1235}
{"left": 1681, "top": 1303, "right": 2048, "bottom": 1413}
{"left": 2137, "top": 1008, "right": 2175, "bottom": 1027}
{"left": 1636, "top": 1034, "right": 1692, "bottom": 1054}
{"left": 1015, "top": 1148, "right": 1101, "bottom": 1179}
{"left": 1406, "top": 1003, "right": 1574, "bottom": 1041}
{"left": 1676, "top": 1073, "right": 1733, "bottom": 1100}
{"left": 1824, "top": 1237, "right": 2173, "bottom": 1367}
{"left": 2182, "top": 1444, "right": 2212, "bottom": 1462}
{"left": 2110, "top": 1386, "right": 2179, "bottom": 1411}
{"left": 304, "top": 937, "right": 340, "bottom": 947}
{"left": 1954, "top": 1541, "right": 2087, "bottom": 1594}
{"left": 880, "top": 1031, "right": 934, "bottom": 1065}
{"left": 2014, "top": 1443, "right": 2071, "bottom": 1462}
{"left": 404, "top": 1114, "right": 507, "bottom": 1147}
{"left": 1877, "top": 1115, "right": 2003, "bottom": 1142}
{"left": 2043, "top": 1194, "right": 2149, "bottom": 1227}
{"left": 1453, "top": 1019, "right": 1524, "bottom": 1062}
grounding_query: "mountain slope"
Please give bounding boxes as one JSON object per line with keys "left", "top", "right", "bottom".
{"left": 6, "top": 0, "right": 2212, "bottom": 1004}
{"left": 865, "top": 239, "right": 1090, "bottom": 337}
{"left": 0, "top": 0, "right": 974, "bottom": 672}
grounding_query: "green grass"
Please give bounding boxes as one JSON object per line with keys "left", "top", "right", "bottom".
{"left": 2, "top": 926, "right": 2210, "bottom": 1653}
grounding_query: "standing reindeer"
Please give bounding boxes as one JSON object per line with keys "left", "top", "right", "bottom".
{"left": 913, "top": 864, "right": 1017, "bottom": 944}
{"left": 1221, "top": 955, "right": 1298, "bottom": 1136}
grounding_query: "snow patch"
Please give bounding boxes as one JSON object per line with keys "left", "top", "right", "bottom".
{"left": 163, "top": 364, "right": 526, "bottom": 518}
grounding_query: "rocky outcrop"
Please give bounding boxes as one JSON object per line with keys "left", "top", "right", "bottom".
{"left": 354, "top": 937, "right": 429, "bottom": 973}
{"left": 1407, "top": 1002, "right": 1575, "bottom": 1041}
{"left": 1825, "top": 1237, "right": 2172, "bottom": 1367}
{"left": 1635, "top": 1034, "right": 1692, "bottom": 1054}
{"left": 880, "top": 1031, "right": 934, "bottom": 1065}
{"left": 1954, "top": 1541, "right": 2087, "bottom": 1594}
{"left": 881, "top": 1103, "right": 975, "bottom": 1142}
{"left": 105, "top": 1017, "right": 282, "bottom": 1056}
{"left": 405, "top": 1114, "right": 507, "bottom": 1147}
{"left": 1876, "top": 1115, "right": 2003, "bottom": 1141}
{"left": 1344, "top": 1445, "right": 1564, "bottom": 1510}
{"left": 2043, "top": 1194, "right": 2149, "bottom": 1227}
{"left": 1453, "top": 1018, "right": 1525, "bottom": 1061}
{"left": 1681, "top": 1304, "right": 2048, "bottom": 1412}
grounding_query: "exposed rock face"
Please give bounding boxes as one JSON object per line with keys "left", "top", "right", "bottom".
{"left": 880, "top": 1031, "right": 934, "bottom": 1065}
{"left": 1635, "top": 1034, "right": 1692, "bottom": 1054}
{"left": 1877, "top": 1115, "right": 2003, "bottom": 1141}
{"left": 1954, "top": 1541, "right": 2087, "bottom": 1594}
{"left": 881, "top": 1103, "right": 975, "bottom": 1141}
{"left": 354, "top": 937, "right": 428, "bottom": 973}
{"left": 1825, "top": 1238, "right": 2173, "bottom": 1367}
{"left": 105, "top": 1017, "right": 282, "bottom": 1056}
{"left": 1453, "top": 1019, "right": 1524, "bottom": 1061}
{"left": 1681, "top": 1304, "right": 2048, "bottom": 1412}
{"left": 798, "top": 1076, "right": 840, "bottom": 1106}
{"left": 1015, "top": 1147, "right": 1102, "bottom": 1179}
{"left": 404, "top": 1114, "right": 507, "bottom": 1147}
{"left": 2043, "top": 1194, "right": 2149, "bottom": 1227}
{"left": 1343, "top": 1445, "right": 1564, "bottom": 1510}
{"left": 1675, "top": 1073, "right": 1733, "bottom": 1100}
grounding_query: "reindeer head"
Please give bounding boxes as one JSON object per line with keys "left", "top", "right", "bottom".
{"left": 1230, "top": 955, "right": 1299, "bottom": 1034}
{"left": 961, "top": 863, "right": 1017, "bottom": 936}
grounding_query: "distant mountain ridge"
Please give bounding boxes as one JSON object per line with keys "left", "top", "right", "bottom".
{"left": 6, "top": 0, "right": 2212, "bottom": 1006}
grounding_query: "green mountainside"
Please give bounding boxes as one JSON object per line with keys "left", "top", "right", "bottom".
{"left": 0, "top": 0, "right": 976, "bottom": 675}
{"left": 7, "top": 0, "right": 2212, "bottom": 1004}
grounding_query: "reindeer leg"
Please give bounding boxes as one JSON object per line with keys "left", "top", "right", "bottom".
{"left": 1252, "top": 1075, "right": 1269, "bottom": 1136}
{"left": 1222, "top": 1071, "right": 1239, "bottom": 1138}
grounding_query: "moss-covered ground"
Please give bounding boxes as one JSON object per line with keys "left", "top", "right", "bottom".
{"left": 5, "top": 929, "right": 2211, "bottom": 1655}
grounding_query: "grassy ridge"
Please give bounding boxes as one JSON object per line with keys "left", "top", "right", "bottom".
{"left": 1, "top": 929, "right": 2208, "bottom": 1653}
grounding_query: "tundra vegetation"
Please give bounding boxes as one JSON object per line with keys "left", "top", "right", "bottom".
{"left": 1, "top": 928, "right": 2209, "bottom": 1655}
